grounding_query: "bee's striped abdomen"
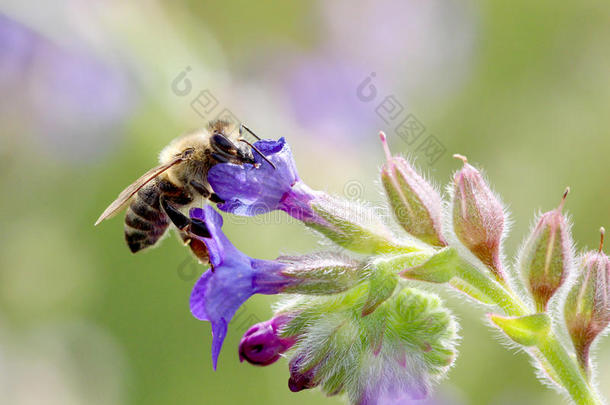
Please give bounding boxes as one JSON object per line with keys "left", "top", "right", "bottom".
{"left": 124, "top": 181, "right": 169, "bottom": 253}
{"left": 124, "top": 179, "right": 194, "bottom": 253}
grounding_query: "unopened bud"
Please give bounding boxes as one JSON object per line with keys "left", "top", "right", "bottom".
{"left": 288, "top": 354, "right": 320, "bottom": 392}
{"left": 239, "top": 314, "right": 296, "bottom": 366}
{"left": 564, "top": 228, "right": 610, "bottom": 373}
{"left": 379, "top": 132, "right": 446, "bottom": 246}
{"left": 521, "top": 188, "right": 573, "bottom": 311}
{"left": 451, "top": 154, "right": 506, "bottom": 281}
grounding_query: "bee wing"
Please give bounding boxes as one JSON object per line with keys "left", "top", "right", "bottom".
{"left": 94, "top": 157, "right": 184, "bottom": 226}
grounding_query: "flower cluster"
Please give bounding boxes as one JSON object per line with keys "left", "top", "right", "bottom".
{"left": 183, "top": 132, "right": 609, "bottom": 405}
{"left": 184, "top": 134, "right": 458, "bottom": 403}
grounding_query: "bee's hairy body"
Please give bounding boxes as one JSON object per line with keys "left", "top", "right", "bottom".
{"left": 98, "top": 120, "right": 257, "bottom": 253}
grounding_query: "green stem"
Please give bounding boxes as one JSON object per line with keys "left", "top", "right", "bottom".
{"left": 455, "top": 256, "right": 602, "bottom": 405}
{"left": 454, "top": 258, "right": 527, "bottom": 316}
{"left": 538, "top": 336, "right": 601, "bottom": 405}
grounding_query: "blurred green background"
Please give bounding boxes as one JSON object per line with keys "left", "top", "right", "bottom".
{"left": 0, "top": 0, "right": 609, "bottom": 404}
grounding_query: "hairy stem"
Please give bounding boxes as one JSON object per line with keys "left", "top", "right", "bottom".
{"left": 455, "top": 257, "right": 601, "bottom": 405}
{"left": 538, "top": 336, "right": 601, "bottom": 405}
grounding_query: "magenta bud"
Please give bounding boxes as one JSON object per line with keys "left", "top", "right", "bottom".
{"left": 522, "top": 188, "right": 573, "bottom": 311}
{"left": 564, "top": 228, "right": 610, "bottom": 373}
{"left": 379, "top": 132, "right": 446, "bottom": 246}
{"left": 239, "top": 315, "right": 296, "bottom": 366}
{"left": 288, "top": 354, "right": 319, "bottom": 392}
{"left": 451, "top": 154, "right": 506, "bottom": 280}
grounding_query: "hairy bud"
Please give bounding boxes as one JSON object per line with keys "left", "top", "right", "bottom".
{"left": 239, "top": 315, "right": 297, "bottom": 366}
{"left": 379, "top": 132, "right": 446, "bottom": 246}
{"left": 521, "top": 188, "right": 573, "bottom": 311}
{"left": 288, "top": 354, "right": 320, "bottom": 392}
{"left": 451, "top": 154, "right": 506, "bottom": 281}
{"left": 564, "top": 228, "right": 610, "bottom": 373}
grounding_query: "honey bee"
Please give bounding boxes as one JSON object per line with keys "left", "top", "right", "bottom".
{"left": 95, "top": 120, "right": 274, "bottom": 254}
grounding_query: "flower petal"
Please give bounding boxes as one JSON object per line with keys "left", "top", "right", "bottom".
{"left": 188, "top": 206, "right": 292, "bottom": 369}
{"left": 208, "top": 138, "right": 300, "bottom": 216}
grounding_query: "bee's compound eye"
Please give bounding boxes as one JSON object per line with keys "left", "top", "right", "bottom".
{"left": 211, "top": 134, "right": 238, "bottom": 156}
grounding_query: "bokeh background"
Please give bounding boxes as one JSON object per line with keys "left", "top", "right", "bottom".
{"left": 1, "top": 0, "right": 609, "bottom": 404}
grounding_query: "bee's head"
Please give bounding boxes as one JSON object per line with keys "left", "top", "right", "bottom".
{"left": 210, "top": 133, "right": 256, "bottom": 165}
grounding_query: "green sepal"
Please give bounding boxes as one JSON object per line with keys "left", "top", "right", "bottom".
{"left": 448, "top": 278, "right": 495, "bottom": 305}
{"left": 489, "top": 313, "right": 551, "bottom": 347}
{"left": 362, "top": 264, "right": 398, "bottom": 316}
{"left": 400, "top": 247, "right": 457, "bottom": 283}
{"left": 401, "top": 247, "right": 506, "bottom": 307}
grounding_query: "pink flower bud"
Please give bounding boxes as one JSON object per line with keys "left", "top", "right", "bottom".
{"left": 521, "top": 188, "right": 573, "bottom": 311}
{"left": 239, "top": 314, "right": 296, "bottom": 366}
{"left": 379, "top": 132, "right": 446, "bottom": 246}
{"left": 288, "top": 354, "right": 320, "bottom": 392}
{"left": 451, "top": 154, "right": 506, "bottom": 281}
{"left": 564, "top": 228, "right": 610, "bottom": 373}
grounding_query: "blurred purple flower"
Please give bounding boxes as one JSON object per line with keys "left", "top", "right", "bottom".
{"left": 0, "top": 14, "right": 134, "bottom": 163}
{"left": 359, "top": 368, "right": 428, "bottom": 405}
{"left": 320, "top": 0, "right": 474, "bottom": 96}
{"left": 282, "top": 55, "right": 377, "bottom": 136}
{"left": 188, "top": 206, "right": 295, "bottom": 370}
{"left": 268, "top": 0, "right": 474, "bottom": 143}
{"left": 0, "top": 14, "right": 35, "bottom": 84}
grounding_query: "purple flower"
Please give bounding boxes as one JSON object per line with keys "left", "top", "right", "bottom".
{"left": 358, "top": 357, "right": 429, "bottom": 405}
{"left": 188, "top": 206, "right": 294, "bottom": 369}
{"left": 189, "top": 206, "right": 367, "bottom": 368}
{"left": 207, "top": 138, "right": 407, "bottom": 255}
{"left": 281, "top": 54, "right": 377, "bottom": 137}
{"left": 239, "top": 315, "right": 296, "bottom": 366}
{"left": 207, "top": 138, "right": 322, "bottom": 222}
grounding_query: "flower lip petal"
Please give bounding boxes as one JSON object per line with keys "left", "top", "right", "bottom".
{"left": 189, "top": 206, "right": 230, "bottom": 268}
{"left": 252, "top": 137, "right": 287, "bottom": 156}
{"left": 187, "top": 205, "right": 293, "bottom": 370}
{"left": 207, "top": 138, "right": 303, "bottom": 217}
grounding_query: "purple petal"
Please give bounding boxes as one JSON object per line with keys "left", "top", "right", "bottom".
{"left": 189, "top": 206, "right": 238, "bottom": 268}
{"left": 210, "top": 320, "right": 228, "bottom": 371}
{"left": 208, "top": 138, "right": 301, "bottom": 216}
{"left": 188, "top": 206, "right": 293, "bottom": 369}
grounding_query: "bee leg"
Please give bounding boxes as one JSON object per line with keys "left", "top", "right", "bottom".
{"left": 190, "top": 218, "right": 211, "bottom": 238}
{"left": 160, "top": 197, "right": 211, "bottom": 238}
{"left": 190, "top": 180, "right": 225, "bottom": 204}
{"left": 190, "top": 180, "right": 211, "bottom": 197}
{"left": 209, "top": 193, "right": 224, "bottom": 204}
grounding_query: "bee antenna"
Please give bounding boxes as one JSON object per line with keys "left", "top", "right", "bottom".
{"left": 238, "top": 139, "right": 276, "bottom": 170}
{"left": 240, "top": 124, "right": 262, "bottom": 141}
